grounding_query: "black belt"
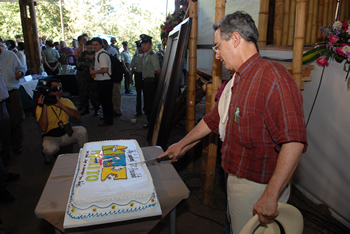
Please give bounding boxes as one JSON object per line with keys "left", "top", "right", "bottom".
{"left": 142, "top": 77, "right": 155, "bottom": 83}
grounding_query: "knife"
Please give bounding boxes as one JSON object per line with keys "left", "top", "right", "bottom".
{"left": 129, "top": 155, "right": 171, "bottom": 164}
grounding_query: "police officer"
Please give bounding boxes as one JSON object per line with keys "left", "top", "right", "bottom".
{"left": 140, "top": 34, "right": 161, "bottom": 128}
{"left": 156, "top": 43, "right": 164, "bottom": 69}
{"left": 120, "top": 41, "right": 132, "bottom": 94}
{"left": 130, "top": 40, "right": 144, "bottom": 116}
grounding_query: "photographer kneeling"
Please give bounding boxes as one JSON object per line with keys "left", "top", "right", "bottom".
{"left": 36, "top": 79, "right": 88, "bottom": 164}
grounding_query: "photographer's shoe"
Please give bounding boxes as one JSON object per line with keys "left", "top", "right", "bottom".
{"left": 81, "top": 107, "right": 90, "bottom": 116}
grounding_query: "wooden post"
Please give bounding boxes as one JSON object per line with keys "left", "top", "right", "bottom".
{"left": 59, "top": 0, "right": 65, "bottom": 41}
{"left": 339, "top": 0, "right": 345, "bottom": 21}
{"left": 200, "top": 83, "right": 211, "bottom": 195}
{"left": 345, "top": 0, "right": 350, "bottom": 21}
{"left": 323, "top": 0, "right": 329, "bottom": 41}
{"left": 311, "top": 0, "right": 318, "bottom": 43}
{"left": 281, "top": 0, "right": 290, "bottom": 46}
{"left": 292, "top": 0, "right": 307, "bottom": 88}
{"left": 186, "top": 0, "right": 198, "bottom": 171}
{"left": 328, "top": 0, "right": 334, "bottom": 24}
{"left": 19, "top": 0, "right": 41, "bottom": 75}
{"left": 257, "top": 0, "right": 270, "bottom": 46}
{"left": 317, "top": 0, "right": 324, "bottom": 42}
{"left": 201, "top": 0, "right": 225, "bottom": 207}
{"left": 287, "top": 0, "right": 296, "bottom": 46}
{"left": 306, "top": 0, "right": 314, "bottom": 44}
{"left": 273, "top": 0, "right": 284, "bottom": 46}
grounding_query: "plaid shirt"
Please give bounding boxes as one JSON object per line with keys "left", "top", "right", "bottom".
{"left": 203, "top": 53, "right": 308, "bottom": 184}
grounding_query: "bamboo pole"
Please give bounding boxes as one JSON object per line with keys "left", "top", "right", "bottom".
{"left": 339, "top": 0, "right": 345, "bottom": 21}
{"left": 328, "top": 0, "right": 334, "bottom": 24}
{"left": 201, "top": 0, "right": 226, "bottom": 207}
{"left": 257, "top": 0, "right": 270, "bottom": 46}
{"left": 306, "top": 0, "right": 314, "bottom": 44}
{"left": 345, "top": 0, "right": 350, "bottom": 21}
{"left": 292, "top": 0, "right": 307, "bottom": 88}
{"left": 200, "top": 83, "right": 211, "bottom": 195}
{"left": 317, "top": 0, "right": 324, "bottom": 41}
{"left": 19, "top": 0, "right": 41, "bottom": 75}
{"left": 288, "top": 0, "right": 296, "bottom": 46}
{"left": 186, "top": 0, "right": 198, "bottom": 171}
{"left": 282, "top": 0, "right": 290, "bottom": 46}
{"left": 273, "top": 0, "right": 284, "bottom": 46}
{"left": 311, "top": 0, "right": 318, "bottom": 43}
{"left": 323, "top": 0, "right": 329, "bottom": 41}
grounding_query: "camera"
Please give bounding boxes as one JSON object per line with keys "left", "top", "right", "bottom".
{"left": 35, "top": 81, "right": 61, "bottom": 105}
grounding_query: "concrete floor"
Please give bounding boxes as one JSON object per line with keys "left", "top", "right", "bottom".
{"left": 0, "top": 86, "right": 349, "bottom": 233}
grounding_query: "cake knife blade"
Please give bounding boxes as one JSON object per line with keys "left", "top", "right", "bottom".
{"left": 129, "top": 155, "right": 171, "bottom": 164}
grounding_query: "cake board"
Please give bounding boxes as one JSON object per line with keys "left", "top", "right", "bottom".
{"left": 63, "top": 199, "right": 162, "bottom": 229}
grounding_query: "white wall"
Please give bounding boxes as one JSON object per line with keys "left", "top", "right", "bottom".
{"left": 294, "top": 60, "right": 350, "bottom": 228}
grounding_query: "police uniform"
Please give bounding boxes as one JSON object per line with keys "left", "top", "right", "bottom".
{"left": 110, "top": 37, "right": 120, "bottom": 55}
{"left": 140, "top": 34, "right": 161, "bottom": 125}
{"left": 120, "top": 41, "right": 132, "bottom": 93}
{"left": 78, "top": 50, "right": 100, "bottom": 115}
{"left": 130, "top": 40, "right": 144, "bottom": 115}
{"left": 156, "top": 43, "right": 164, "bottom": 69}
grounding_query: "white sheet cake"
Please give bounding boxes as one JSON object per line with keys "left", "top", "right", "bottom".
{"left": 66, "top": 140, "right": 159, "bottom": 219}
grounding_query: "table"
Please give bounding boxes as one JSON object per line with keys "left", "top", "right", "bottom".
{"left": 35, "top": 146, "right": 190, "bottom": 233}
{"left": 19, "top": 79, "right": 38, "bottom": 110}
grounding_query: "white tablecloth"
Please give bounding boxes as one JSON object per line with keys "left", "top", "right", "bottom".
{"left": 19, "top": 79, "right": 38, "bottom": 99}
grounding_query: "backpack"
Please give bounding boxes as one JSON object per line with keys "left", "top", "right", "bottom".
{"left": 97, "top": 51, "right": 124, "bottom": 82}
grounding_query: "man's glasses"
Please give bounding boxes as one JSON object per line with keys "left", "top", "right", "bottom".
{"left": 51, "top": 85, "right": 62, "bottom": 92}
{"left": 212, "top": 40, "right": 223, "bottom": 54}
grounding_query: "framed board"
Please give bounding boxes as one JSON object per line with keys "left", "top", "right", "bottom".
{"left": 146, "top": 17, "right": 192, "bottom": 149}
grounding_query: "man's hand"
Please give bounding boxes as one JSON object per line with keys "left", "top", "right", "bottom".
{"left": 37, "top": 95, "right": 45, "bottom": 105}
{"left": 54, "top": 96, "right": 63, "bottom": 109}
{"left": 253, "top": 195, "right": 279, "bottom": 224}
{"left": 15, "top": 71, "right": 23, "bottom": 80}
{"left": 90, "top": 70, "right": 96, "bottom": 75}
{"left": 130, "top": 78, "right": 134, "bottom": 85}
{"left": 158, "top": 142, "right": 186, "bottom": 162}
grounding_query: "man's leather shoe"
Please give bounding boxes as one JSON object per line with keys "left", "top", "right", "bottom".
{"left": 94, "top": 109, "right": 100, "bottom": 116}
{"left": 113, "top": 112, "right": 122, "bottom": 117}
{"left": 125, "top": 91, "right": 133, "bottom": 94}
{"left": 99, "top": 122, "right": 113, "bottom": 126}
{"left": 0, "top": 190, "right": 15, "bottom": 202}
{"left": 5, "top": 173, "right": 20, "bottom": 182}
{"left": 81, "top": 108, "right": 90, "bottom": 116}
{"left": 135, "top": 112, "right": 142, "bottom": 116}
{"left": 143, "top": 124, "right": 149, "bottom": 129}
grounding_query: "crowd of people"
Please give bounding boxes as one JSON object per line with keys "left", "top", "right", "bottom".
{"left": 0, "top": 32, "right": 164, "bottom": 202}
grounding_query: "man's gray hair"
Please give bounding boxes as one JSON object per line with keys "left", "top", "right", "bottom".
{"left": 213, "top": 11, "right": 259, "bottom": 50}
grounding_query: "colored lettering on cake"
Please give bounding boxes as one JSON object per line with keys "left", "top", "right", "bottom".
{"left": 101, "top": 167, "right": 127, "bottom": 181}
{"left": 111, "top": 205, "right": 115, "bottom": 209}
{"left": 130, "top": 202, "right": 134, "bottom": 207}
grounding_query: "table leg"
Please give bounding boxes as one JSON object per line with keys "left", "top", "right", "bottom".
{"left": 170, "top": 207, "right": 177, "bottom": 234}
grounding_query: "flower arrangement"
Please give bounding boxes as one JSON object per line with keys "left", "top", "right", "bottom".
{"left": 303, "top": 20, "right": 350, "bottom": 81}
{"left": 160, "top": 4, "right": 188, "bottom": 47}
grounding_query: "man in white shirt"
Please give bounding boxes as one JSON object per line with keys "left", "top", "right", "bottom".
{"left": 0, "top": 44, "right": 25, "bottom": 154}
{"left": 90, "top": 37, "right": 113, "bottom": 126}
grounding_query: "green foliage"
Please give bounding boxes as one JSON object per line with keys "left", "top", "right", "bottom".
{"left": 0, "top": 0, "right": 163, "bottom": 55}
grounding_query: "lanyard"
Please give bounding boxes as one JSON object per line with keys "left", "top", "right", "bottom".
{"left": 51, "top": 107, "right": 62, "bottom": 121}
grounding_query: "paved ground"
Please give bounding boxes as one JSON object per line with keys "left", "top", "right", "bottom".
{"left": 0, "top": 85, "right": 349, "bottom": 233}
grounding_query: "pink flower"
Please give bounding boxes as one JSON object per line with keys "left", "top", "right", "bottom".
{"left": 341, "top": 21, "right": 348, "bottom": 28}
{"left": 329, "top": 35, "right": 339, "bottom": 44}
{"left": 316, "top": 58, "right": 329, "bottom": 66}
{"left": 336, "top": 46, "right": 345, "bottom": 56}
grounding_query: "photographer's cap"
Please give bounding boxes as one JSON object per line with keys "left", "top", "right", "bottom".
{"left": 140, "top": 34, "right": 152, "bottom": 44}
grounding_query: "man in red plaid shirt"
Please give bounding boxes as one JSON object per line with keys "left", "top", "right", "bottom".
{"left": 159, "top": 11, "right": 308, "bottom": 233}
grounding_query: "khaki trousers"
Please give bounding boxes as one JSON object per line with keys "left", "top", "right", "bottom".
{"left": 227, "top": 174, "right": 290, "bottom": 233}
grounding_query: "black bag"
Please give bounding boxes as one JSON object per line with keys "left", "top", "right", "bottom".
{"left": 97, "top": 52, "right": 124, "bottom": 83}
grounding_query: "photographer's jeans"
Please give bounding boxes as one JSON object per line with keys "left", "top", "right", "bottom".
{"left": 42, "top": 126, "right": 88, "bottom": 159}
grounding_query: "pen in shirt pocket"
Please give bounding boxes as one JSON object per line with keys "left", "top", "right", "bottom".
{"left": 235, "top": 108, "right": 240, "bottom": 122}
